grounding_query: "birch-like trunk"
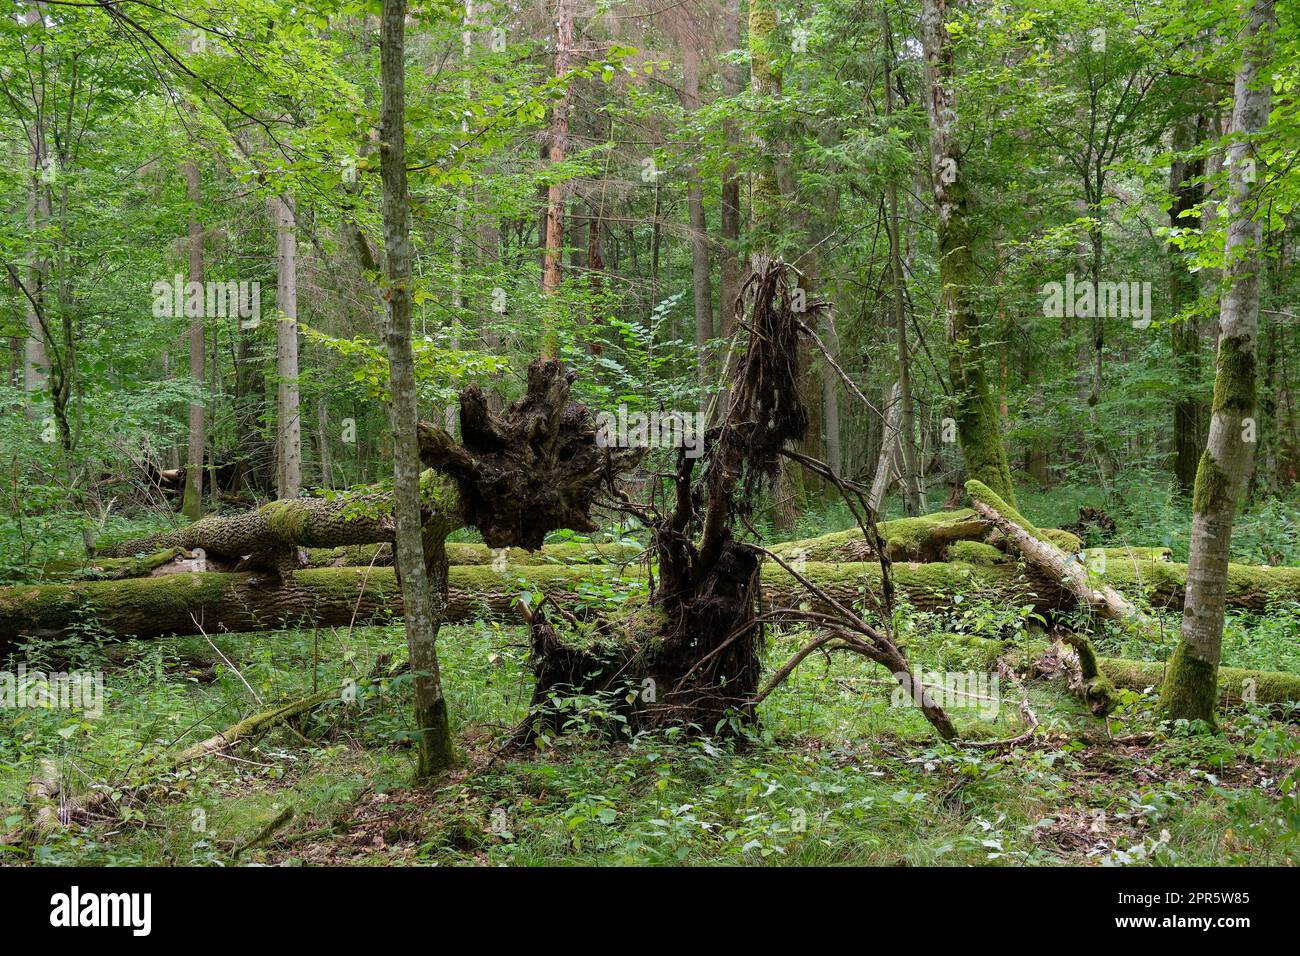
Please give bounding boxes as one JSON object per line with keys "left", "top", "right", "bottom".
{"left": 272, "top": 194, "right": 302, "bottom": 499}
{"left": 1163, "top": 0, "right": 1275, "bottom": 724}
{"left": 883, "top": 7, "right": 923, "bottom": 514}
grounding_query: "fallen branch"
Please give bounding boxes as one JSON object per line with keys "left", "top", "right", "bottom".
{"left": 62, "top": 684, "right": 346, "bottom": 824}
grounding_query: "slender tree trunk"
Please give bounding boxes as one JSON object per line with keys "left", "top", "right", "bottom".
{"left": 1163, "top": 0, "right": 1274, "bottom": 724}
{"left": 380, "top": 0, "right": 455, "bottom": 778}
{"left": 822, "top": 309, "right": 843, "bottom": 476}
{"left": 180, "top": 155, "right": 205, "bottom": 521}
{"left": 1169, "top": 113, "right": 1208, "bottom": 497}
{"left": 317, "top": 398, "right": 332, "bottom": 489}
{"left": 716, "top": 0, "right": 744, "bottom": 418}
{"left": 20, "top": 4, "right": 47, "bottom": 409}
{"left": 883, "top": 9, "right": 922, "bottom": 515}
{"left": 681, "top": 37, "right": 714, "bottom": 405}
{"left": 539, "top": 0, "right": 573, "bottom": 358}
{"left": 919, "top": 0, "right": 1017, "bottom": 507}
{"left": 272, "top": 194, "right": 302, "bottom": 499}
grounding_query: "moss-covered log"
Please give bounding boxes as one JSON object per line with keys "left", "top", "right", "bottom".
{"left": 97, "top": 477, "right": 460, "bottom": 575}
{"left": 39, "top": 540, "right": 645, "bottom": 582}
{"left": 771, "top": 510, "right": 1086, "bottom": 564}
{"left": 1099, "top": 657, "right": 1300, "bottom": 711}
{"left": 5, "top": 555, "right": 1300, "bottom": 651}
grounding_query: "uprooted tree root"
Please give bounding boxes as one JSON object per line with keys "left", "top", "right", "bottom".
{"left": 513, "top": 260, "right": 956, "bottom": 745}
{"left": 422, "top": 360, "right": 641, "bottom": 551}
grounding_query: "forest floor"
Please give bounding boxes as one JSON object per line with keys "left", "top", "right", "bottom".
{"left": 3, "top": 611, "right": 1298, "bottom": 866}
{"left": 2, "top": 482, "right": 1299, "bottom": 867}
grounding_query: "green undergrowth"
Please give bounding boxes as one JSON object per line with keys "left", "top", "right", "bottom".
{"left": 3, "top": 605, "right": 1297, "bottom": 867}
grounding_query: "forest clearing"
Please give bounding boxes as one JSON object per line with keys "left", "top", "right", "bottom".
{"left": 0, "top": 0, "right": 1297, "bottom": 908}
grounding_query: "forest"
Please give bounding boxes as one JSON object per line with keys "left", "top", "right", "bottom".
{"left": 0, "top": 0, "right": 1297, "bottom": 879}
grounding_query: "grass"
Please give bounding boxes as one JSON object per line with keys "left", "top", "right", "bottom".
{"left": 3, "top": 475, "right": 1299, "bottom": 866}
{"left": 3, "top": 610, "right": 1298, "bottom": 867}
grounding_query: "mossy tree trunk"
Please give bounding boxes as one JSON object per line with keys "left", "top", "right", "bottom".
{"left": 11, "top": 553, "right": 1300, "bottom": 651}
{"left": 1163, "top": 0, "right": 1274, "bottom": 725}
{"left": 381, "top": 0, "right": 454, "bottom": 779}
{"left": 920, "top": 0, "right": 1016, "bottom": 508}
{"left": 99, "top": 487, "right": 451, "bottom": 574}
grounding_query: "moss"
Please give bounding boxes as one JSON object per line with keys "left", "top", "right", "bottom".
{"left": 262, "top": 500, "right": 309, "bottom": 541}
{"left": 965, "top": 480, "right": 1036, "bottom": 534}
{"left": 1104, "top": 657, "right": 1300, "bottom": 712}
{"left": 418, "top": 470, "right": 461, "bottom": 515}
{"left": 772, "top": 509, "right": 985, "bottom": 563}
{"left": 1038, "top": 528, "right": 1083, "bottom": 552}
{"left": 944, "top": 541, "right": 1006, "bottom": 565}
{"left": 1211, "top": 333, "right": 1256, "bottom": 416}
{"left": 1089, "top": 546, "right": 1172, "bottom": 563}
{"left": 1191, "top": 449, "right": 1233, "bottom": 514}
{"left": 1159, "top": 642, "right": 1220, "bottom": 726}
{"left": 1064, "top": 634, "right": 1117, "bottom": 715}
{"left": 953, "top": 386, "right": 1018, "bottom": 508}
{"left": 41, "top": 548, "right": 187, "bottom": 581}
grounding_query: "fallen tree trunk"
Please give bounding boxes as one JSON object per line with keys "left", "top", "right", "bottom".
{"left": 38, "top": 539, "right": 645, "bottom": 582}
{"left": 97, "top": 472, "right": 461, "bottom": 576}
{"left": 771, "top": 508, "right": 998, "bottom": 563}
{"left": 967, "top": 480, "right": 1158, "bottom": 637}
{"left": 8, "top": 553, "right": 1299, "bottom": 650}
{"left": 902, "top": 632, "right": 1300, "bottom": 714}
{"left": 1098, "top": 657, "right": 1300, "bottom": 712}
{"left": 62, "top": 684, "right": 344, "bottom": 823}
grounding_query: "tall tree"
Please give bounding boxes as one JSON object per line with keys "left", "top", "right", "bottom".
{"left": 1162, "top": 0, "right": 1275, "bottom": 724}
{"left": 678, "top": 14, "right": 714, "bottom": 405}
{"left": 272, "top": 194, "right": 302, "bottom": 499}
{"left": 18, "top": 2, "right": 46, "bottom": 408}
{"left": 883, "top": 6, "right": 923, "bottom": 515}
{"left": 1168, "top": 111, "right": 1208, "bottom": 497}
{"left": 919, "top": 0, "right": 1016, "bottom": 506}
{"left": 539, "top": 0, "right": 573, "bottom": 358}
{"left": 380, "top": 0, "right": 455, "bottom": 777}
{"left": 180, "top": 151, "right": 205, "bottom": 521}
{"left": 715, "top": 0, "right": 744, "bottom": 419}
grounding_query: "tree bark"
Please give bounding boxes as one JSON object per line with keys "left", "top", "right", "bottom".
{"left": 1163, "top": 0, "right": 1275, "bottom": 724}
{"left": 11, "top": 553, "right": 1299, "bottom": 651}
{"left": 272, "top": 194, "right": 302, "bottom": 500}
{"left": 1169, "top": 112, "right": 1208, "bottom": 498}
{"left": 381, "top": 0, "right": 455, "bottom": 778}
{"left": 20, "top": 4, "right": 48, "bottom": 407}
{"left": 919, "top": 0, "right": 1017, "bottom": 507}
{"left": 883, "top": 9, "right": 923, "bottom": 514}
{"left": 181, "top": 154, "right": 205, "bottom": 521}
{"left": 716, "top": 0, "right": 744, "bottom": 418}
{"left": 681, "top": 34, "right": 714, "bottom": 406}
{"left": 539, "top": 0, "right": 573, "bottom": 358}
